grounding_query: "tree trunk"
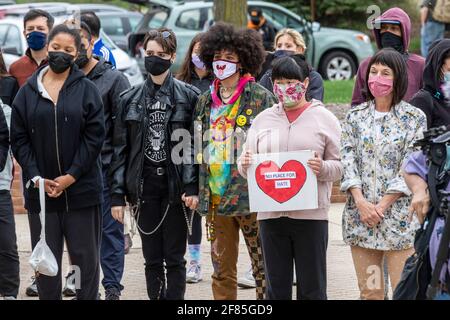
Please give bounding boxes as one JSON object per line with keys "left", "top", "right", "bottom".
{"left": 310, "top": 0, "right": 316, "bottom": 21}
{"left": 214, "top": 0, "right": 248, "bottom": 28}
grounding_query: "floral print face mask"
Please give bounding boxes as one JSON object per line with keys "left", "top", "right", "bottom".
{"left": 273, "top": 82, "right": 306, "bottom": 108}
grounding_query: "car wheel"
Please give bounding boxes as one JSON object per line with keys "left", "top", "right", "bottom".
{"left": 320, "top": 50, "right": 357, "bottom": 81}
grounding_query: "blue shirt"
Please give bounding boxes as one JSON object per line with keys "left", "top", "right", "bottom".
{"left": 93, "top": 38, "right": 116, "bottom": 68}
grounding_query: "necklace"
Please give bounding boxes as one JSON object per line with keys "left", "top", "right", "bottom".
{"left": 219, "top": 81, "right": 238, "bottom": 100}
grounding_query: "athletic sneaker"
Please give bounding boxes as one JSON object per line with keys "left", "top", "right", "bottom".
{"left": 186, "top": 261, "right": 203, "bottom": 283}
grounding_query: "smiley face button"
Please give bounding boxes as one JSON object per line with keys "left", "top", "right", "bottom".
{"left": 236, "top": 115, "right": 247, "bottom": 127}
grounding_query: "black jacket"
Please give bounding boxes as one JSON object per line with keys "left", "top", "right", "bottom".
{"left": 110, "top": 73, "right": 200, "bottom": 207}
{"left": 410, "top": 39, "right": 450, "bottom": 129}
{"left": 259, "top": 20, "right": 277, "bottom": 51}
{"left": 259, "top": 68, "right": 325, "bottom": 101}
{"left": 0, "top": 102, "right": 8, "bottom": 172}
{"left": 87, "top": 58, "right": 130, "bottom": 167}
{"left": 11, "top": 65, "right": 105, "bottom": 213}
{"left": 190, "top": 71, "right": 214, "bottom": 95}
{"left": 0, "top": 76, "right": 19, "bottom": 106}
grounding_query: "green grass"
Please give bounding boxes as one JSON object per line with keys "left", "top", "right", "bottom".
{"left": 323, "top": 79, "right": 354, "bottom": 104}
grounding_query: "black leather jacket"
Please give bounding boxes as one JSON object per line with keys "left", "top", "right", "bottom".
{"left": 110, "top": 73, "right": 200, "bottom": 206}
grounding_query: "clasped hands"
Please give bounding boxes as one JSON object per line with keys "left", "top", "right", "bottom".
{"left": 36, "top": 175, "right": 76, "bottom": 198}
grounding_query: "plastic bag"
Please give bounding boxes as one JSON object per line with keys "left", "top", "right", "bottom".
{"left": 29, "top": 178, "right": 58, "bottom": 277}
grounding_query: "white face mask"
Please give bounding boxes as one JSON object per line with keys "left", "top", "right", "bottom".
{"left": 212, "top": 59, "right": 238, "bottom": 80}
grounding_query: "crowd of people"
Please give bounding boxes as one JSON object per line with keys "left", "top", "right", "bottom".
{"left": 0, "top": 5, "right": 449, "bottom": 301}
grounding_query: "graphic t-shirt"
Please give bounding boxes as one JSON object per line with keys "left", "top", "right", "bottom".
{"left": 144, "top": 84, "right": 167, "bottom": 166}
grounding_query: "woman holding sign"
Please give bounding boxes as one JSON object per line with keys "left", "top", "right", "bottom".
{"left": 239, "top": 56, "right": 342, "bottom": 300}
{"left": 340, "top": 48, "right": 427, "bottom": 300}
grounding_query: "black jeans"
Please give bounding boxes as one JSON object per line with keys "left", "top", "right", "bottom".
{"left": 28, "top": 205, "right": 102, "bottom": 300}
{"left": 138, "top": 172, "right": 187, "bottom": 300}
{"left": 259, "top": 218, "right": 328, "bottom": 300}
{"left": 0, "top": 190, "right": 20, "bottom": 297}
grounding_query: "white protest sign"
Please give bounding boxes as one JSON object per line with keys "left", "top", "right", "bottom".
{"left": 247, "top": 150, "right": 318, "bottom": 213}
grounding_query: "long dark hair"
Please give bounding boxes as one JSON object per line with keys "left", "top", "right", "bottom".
{"left": 177, "top": 33, "right": 206, "bottom": 84}
{"left": 0, "top": 50, "right": 9, "bottom": 78}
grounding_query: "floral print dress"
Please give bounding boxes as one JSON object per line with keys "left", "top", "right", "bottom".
{"left": 341, "top": 101, "right": 427, "bottom": 250}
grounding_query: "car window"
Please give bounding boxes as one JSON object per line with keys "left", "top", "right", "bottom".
{"left": 0, "top": 24, "right": 9, "bottom": 45}
{"left": 147, "top": 11, "right": 168, "bottom": 29}
{"left": 129, "top": 15, "right": 141, "bottom": 32}
{"left": 260, "top": 7, "right": 285, "bottom": 31}
{"left": 3, "top": 25, "right": 21, "bottom": 55}
{"left": 176, "top": 8, "right": 211, "bottom": 31}
{"left": 100, "top": 16, "right": 124, "bottom": 36}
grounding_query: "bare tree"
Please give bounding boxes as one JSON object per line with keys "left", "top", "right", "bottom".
{"left": 214, "top": 0, "right": 248, "bottom": 27}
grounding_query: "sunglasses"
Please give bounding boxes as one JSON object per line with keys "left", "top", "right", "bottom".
{"left": 148, "top": 30, "right": 171, "bottom": 39}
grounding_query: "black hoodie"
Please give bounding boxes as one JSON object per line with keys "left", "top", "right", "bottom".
{"left": 87, "top": 58, "right": 130, "bottom": 167}
{"left": 410, "top": 39, "right": 450, "bottom": 129}
{"left": 11, "top": 65, "right": 105, "bottom": 213}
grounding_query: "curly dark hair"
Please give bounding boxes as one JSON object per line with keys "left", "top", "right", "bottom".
{"left": 199, "top": 22, "right": 266, "bottom": 76}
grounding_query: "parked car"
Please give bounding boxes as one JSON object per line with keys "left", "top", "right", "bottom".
{"left": 0, "top": 17, "right": 144, "bottom": 86}
{"left": 0, "top": 1, "right": 15, "bottom": 6}
{"left": 127, "top": 0, "right": 374, "bottom": 80}
{"left": 97, "top": 11, "right": 143, "bottom": 51}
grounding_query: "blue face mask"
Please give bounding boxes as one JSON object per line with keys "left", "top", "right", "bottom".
{"left": 26, "top": 31, "right": 47, "bottom": 51}
{"left": 443, "top": 72, "right": 450, "bottom": 101}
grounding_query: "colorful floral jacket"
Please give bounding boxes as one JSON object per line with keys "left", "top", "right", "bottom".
{"left": 194, "top": 81, "right": 276, "bottom": 216}
{"left": 340, "top": 100, "right": 427, "bottom": 250}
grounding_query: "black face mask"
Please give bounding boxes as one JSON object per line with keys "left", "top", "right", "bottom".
{"left": 381, "top": 32, "right": 404, "bottom": 53}
{"left": 251, "top": 16, "right": 261, "bottom": 25}
{"left": 75, "top": 48, "right": 90, "bottom": 69}
{"left": 48, "top": 51, "right": 74, "bottom": 74}
{"left": 145, "top": 56, "right": 172, "bottom": 76}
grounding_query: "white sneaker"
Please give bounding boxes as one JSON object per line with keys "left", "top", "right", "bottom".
{"left": 237, "top": 268, "right": 256, "bottom": 289}
{"left": 2, "top": 296, "right": 16, "bottom": 300}
{"left": 186, "top": 262, "right": 202, "bottom": 283}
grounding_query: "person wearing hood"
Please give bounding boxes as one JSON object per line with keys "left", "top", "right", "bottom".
{"left": 10, "top": 24, "right": 105, "bottom": 300}
{"left": 238, "top": 56, "right": 342, "bottom": 299}
{"left": 73, "top": 21, "right": 131, "bottom": 300}
{"left": 410, "top": 39, "right": 450, "bottom": 129}
{"left": 352, "top": 7, "right": 425, "bottom": 106}
{"left": 259, "top": 29, "right": 324, "bottom": 102}
{"left": 9, "top": 9, "right": 54, "bottom": 87}
{"left": 110, "top": 28, "right": 199, "bottom": 300}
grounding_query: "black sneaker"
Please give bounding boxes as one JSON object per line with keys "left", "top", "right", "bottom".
{"left": 105, "top": 288, "right": 120, "bottom": 301}
{"left": 25, "top": 276, "right": 38, "bottom": 297}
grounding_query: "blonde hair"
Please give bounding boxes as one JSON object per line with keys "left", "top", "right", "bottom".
{"left": 274, "top": 28, "right": 307, "bottom": 51}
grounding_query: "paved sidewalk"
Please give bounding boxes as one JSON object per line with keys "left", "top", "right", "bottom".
{"left": 15, "top": 203, "right": 360, "bottom": 300}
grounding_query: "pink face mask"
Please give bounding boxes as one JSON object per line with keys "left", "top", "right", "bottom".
{"left": 368, "top": 75, "right": 394, "bottom": 98}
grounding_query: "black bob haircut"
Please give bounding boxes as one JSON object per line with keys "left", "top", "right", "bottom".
{"left": 364, "top": 48, "right": 408, "bottom": 106}
{"left": 24, "top": 9, "right": 54, "bottom": 30}
{"left": 272, "top": 55, "right": 310, "bottom": 82}
{"left": 81, "top": 12, "right": 100, "bottom": 38}
{"left": 199, "top": 22, "right": 266, "bottom": 76}
{"left": 47, "top": 24, "right": 82, "bottom": 53}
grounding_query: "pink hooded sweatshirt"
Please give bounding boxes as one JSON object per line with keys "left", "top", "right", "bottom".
{"left": 351, "top": 7, "right": 425, "bottom": 106}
